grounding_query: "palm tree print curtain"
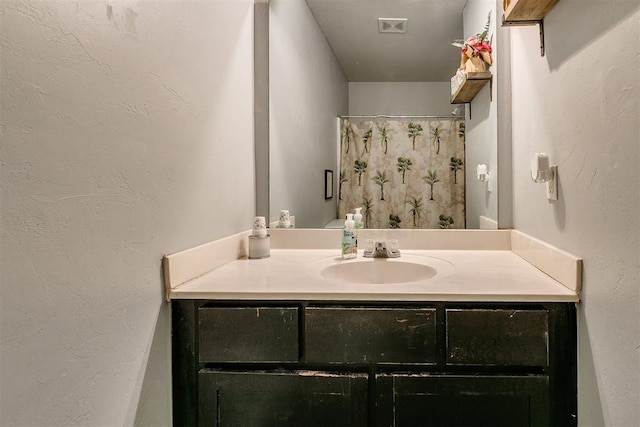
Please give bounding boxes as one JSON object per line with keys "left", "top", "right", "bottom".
{"left": 338, "top": 118, "right": 465, "bottom": 229}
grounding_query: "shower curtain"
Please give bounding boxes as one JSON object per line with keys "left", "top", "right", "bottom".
{"left": 338, "top": 117, "right": 465, "bottom": 229}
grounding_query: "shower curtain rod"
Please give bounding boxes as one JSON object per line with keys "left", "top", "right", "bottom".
{"left": 339, "top": 114, "right": 465, "bottom": 120}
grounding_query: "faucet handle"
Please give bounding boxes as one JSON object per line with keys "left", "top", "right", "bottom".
{"left": 365, "top": 239, "right": 375, "bottom": 253}
{"left": 387, "top": 239, "right": 400, "bottom": 256}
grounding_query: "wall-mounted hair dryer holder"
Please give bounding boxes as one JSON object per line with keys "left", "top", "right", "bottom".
{"left": 476, "top": 164, "right": 492, "bottom": 193}
{"left": 530, "top": 153, "right": 558, "bottom": 200}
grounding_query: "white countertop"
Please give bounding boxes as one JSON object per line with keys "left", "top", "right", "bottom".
{"left": 169, "top": 249, "right": 579, "bottom": 302}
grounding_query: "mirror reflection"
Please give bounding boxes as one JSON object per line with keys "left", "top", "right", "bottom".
{"left": 269, "top": 0, "right": 498, "bottom": 229}
{"left": 337, "top": 116, "right": 465, "bottom": 229}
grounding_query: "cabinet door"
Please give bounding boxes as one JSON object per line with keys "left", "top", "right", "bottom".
{"left": 200, "top": 370, "right": 368, "bottom": 427}
{"left": 376, "top": 374, "right": 549, "bottom": 427}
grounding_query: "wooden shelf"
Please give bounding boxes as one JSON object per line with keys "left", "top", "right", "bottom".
{"left": 503, "top": 0, "right": 558, "bottom": 22}
{"left": 450, "top": 72, "right": 492, "bottom": 104}
{"left": 502, "top": 0, "right": 559, "bottom": 56}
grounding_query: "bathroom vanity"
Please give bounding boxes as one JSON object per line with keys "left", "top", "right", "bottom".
{"left": 173, "top": 300, "right": 575, "bottom": 426}
{"left": 165, "top": 229, "right": 581, "bottom": 426}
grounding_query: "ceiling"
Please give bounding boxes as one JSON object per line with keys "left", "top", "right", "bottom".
{"left": 306, "top": 0, "right": 468, "bottom": 82}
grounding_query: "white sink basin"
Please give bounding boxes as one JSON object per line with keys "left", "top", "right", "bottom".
{"left": 321, "top": 260, "right": 436, "bottom": 284}
{"left": 307, "top": 254, "right": 455, "bottom": 285}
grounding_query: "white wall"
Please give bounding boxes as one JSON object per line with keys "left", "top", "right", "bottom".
{"left": 348, "top": 82, "right": 454, "bottom": 116}
{"left": 269, "top": 0, "right": 348, "bottom": 228}
{"left": 509, "top": 1, "right": 640, "bottom": 425}
{"left": 0, "top": 0, "right": 255, "bottom": 424}
{"left": 463, "top": 0, "right": 498, "bottom": 229}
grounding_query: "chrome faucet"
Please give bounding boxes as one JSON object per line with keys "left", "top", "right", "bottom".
{"left": 363, "top": 239, "right": 400, "bottom": 258}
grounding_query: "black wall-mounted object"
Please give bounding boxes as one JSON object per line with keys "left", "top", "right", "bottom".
{"left": 324, "top": 169, "right": 333, "bottom": 200}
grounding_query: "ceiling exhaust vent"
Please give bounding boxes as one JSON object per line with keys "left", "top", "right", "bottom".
{"left": 378, "top": 18, "right": 408, "bottom": 34}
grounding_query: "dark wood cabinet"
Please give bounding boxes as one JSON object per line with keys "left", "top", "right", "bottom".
{"left": 173, "top": 301, "right": 576, "bottom": 426}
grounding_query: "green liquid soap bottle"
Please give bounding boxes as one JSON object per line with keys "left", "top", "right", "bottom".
{"left": 342, "top": 214, "right": 356, "bottom": 259}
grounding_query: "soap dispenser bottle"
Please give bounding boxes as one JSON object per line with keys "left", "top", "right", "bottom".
{"left": 354, "top": 207, "right": 363, "bottom": 229}
{"left": 342, "top": 214, "right": 356, "bottom": 259}
{"left": 353, "top": 207, "right": 363, "bottom": 253}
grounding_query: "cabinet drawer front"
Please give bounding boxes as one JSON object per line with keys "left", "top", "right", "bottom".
{"left": 198, "top": 307, "right": 298, "bottom": 363}
{"left": 305, "top": 307, "right": 437, "bottom": 364}
{"left": 446, "top": 309, "right": 549, "bottom": 366}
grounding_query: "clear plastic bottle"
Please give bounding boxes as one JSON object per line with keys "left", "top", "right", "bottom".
{"left": 354, "top": 207, "right": 363, "bottom": 229}
{"left": 353, "top": 208, "right": 363, "bottom": 253}
{"left": 342, "top": 214, "right": 356, "bottom": 259}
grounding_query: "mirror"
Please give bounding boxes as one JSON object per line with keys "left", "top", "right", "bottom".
{"left": 266, "top": 0, "right": 500, "bottom": 229}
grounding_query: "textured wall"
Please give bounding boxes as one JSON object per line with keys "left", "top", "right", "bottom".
{"left": 0, "top": 0, "right": 255, "bottom": 424}
{"left": 269, "top": 0, "right": 348, "bottom": 228}
{"left": 463, "top": 0, "right": 499, "bottom": 229}
{"left": 348, "top": 82, "right": 453, "bottom": 116}
{"left": 509, "top": 1, "right": 640, "bottom": 425}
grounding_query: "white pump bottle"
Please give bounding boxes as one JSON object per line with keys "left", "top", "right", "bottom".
{"left": 342, "top": 214, "right": 356, "bottom": 259}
